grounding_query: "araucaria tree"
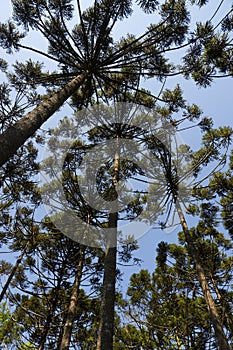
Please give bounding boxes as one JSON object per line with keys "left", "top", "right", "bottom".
{"left": 145, "top": 122, "right": 233, "bottom": 349}
{"left": 0, "top": 0, "right": 232, "bottom": 165}
{"left": 0, "top": 1, "right": 233, "bottom": 350}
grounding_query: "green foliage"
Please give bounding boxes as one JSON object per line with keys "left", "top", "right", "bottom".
{"left": 0, "top": 1, "right": 233, "bottom": 349}
{"left": 0, "top": 302, "right": 22, "bottom": 346}
{"left": 136, "top": 0, "right": 159, "bottom": 14}
{"left": 207, "top": 150, "right": 233, "bottom": 239}
{"left": 19, "top": 342, "right": 37, "bottom": 350}
{"left": 0, "top": 20, "right": 25, "bottom": 53}
{"left": 0, "top": 59, "right": 7, "bottom": 72}
{"left": 1, "top": 0, "right": 231, "bottom": 108}
{"left": 8, "top": 60, "right": 44, "bottom": 88}
{"left": 118, "top": 227, "right": 233, "bottom": 348}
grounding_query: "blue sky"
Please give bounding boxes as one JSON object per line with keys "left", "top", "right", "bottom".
{"left": 0, "top": 1, "right": 233, "bottom": 291}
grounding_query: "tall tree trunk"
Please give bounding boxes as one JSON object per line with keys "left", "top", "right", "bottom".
{"left": 175, "top": 200, "right": 230, "bottom": 350}
{"left": 0, "top": 73, "right": 86, "bottom": 167}
{"left": 97, "top": 137, "right": 119, "bottom": 350}
{"left": 96, "top": 216, "right": 117, "bottom": 350}
{"left": 211, "top": 276, "right": 233, "bottom": 336}
{"left": 0, "top": 245, "right": 27, "bottom": 303}
{"left": 38, "top": 283, "right": 62, "bottom": 350}
{"left": 59, "top": 245, "right": 86, "bottom": 350}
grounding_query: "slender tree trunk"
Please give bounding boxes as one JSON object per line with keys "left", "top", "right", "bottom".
{"left": 38, "top": 258, "right": 75, "bottom": 350}
{"left": 175, "top": 200, "right": 230, "bottom": 350}
{"left": 59, "top": 245, "right": 86, "bottom": 350}
{"left": 96, "top": 137, "right": 119, "bottom": 350}
{"left": 38, "top": 284, "right": 62, "bottom": 350}
{"left": 211, "top": 276, "right": 233, "bottom": 336}
{"left": 96, "top": 216, "right": 117, "bottom": 350}
{"left": 0, "top": 245, "right": 27, "bottom": 303}
{"left": 0, "top": 73, "right": 86, "bottom": 167}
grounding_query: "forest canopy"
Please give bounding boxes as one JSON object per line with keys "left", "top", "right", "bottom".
{"left": 0, "top": 1, "right": 233, "bottom": 349}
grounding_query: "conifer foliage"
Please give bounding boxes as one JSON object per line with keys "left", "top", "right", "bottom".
{"left": 0, "top": 1, "right": 233, "bottom": 350}
{"left": 0, "top": 0, "right": 232, "bottom": 165}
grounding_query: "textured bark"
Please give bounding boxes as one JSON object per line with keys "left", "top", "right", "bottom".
{"left": 97, "top": 138, "right": 119, "bottom": 350}
{"left": 175, "top": 200, "right": 230, "bottom": 350}
{"left": 96, "top": 220, "right": 117, "bottom": 350}
{"left": 0, "top": 73, "right": 86, "bottom": 167}
{"left": 211, "top": 276, "right": 233, "bottom": 336}
{"left": 59, "top": 246, "right": 85, "bottom": 350}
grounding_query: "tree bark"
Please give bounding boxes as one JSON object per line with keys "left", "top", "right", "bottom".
{"left": 211, "top": 275, "right": 233, "bottom": 336}
{"left": 38, "top": 287, "right": 61, "bottom": 350}
{"left": 175, "top": 200, "right": 230, "bottom": 350}
{"left": 0, "top": 73, "right": 86, "bottom": 167}
{"left": 96, "top": 137, "right": 119, "bottom": 350}
{"left": 38, "top": 265, "right": 66, "bottom": 350}
{"left": 96, "top": 218, "right": 117, "bottom": 350}
{"left": 59, "top": 245, "right": 86, "bottom": 350}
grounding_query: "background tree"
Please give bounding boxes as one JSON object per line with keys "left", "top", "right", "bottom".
{"left": 207, "top": 150, "right": 233, "bottom": 241}
{"left": 0, "top": 1, "right": 233, "bottom": 349}
{"left": 1, "top": 93, "right": 232, "bottom": 349}
{"left": 117, "top": 217, "right": 232, "bottom": 349}
{"left": 40, "top": 104, "right": 145, "bottom": 349}
{"left": 0, "top": 215, "right": 104, "bottom": 349}
{"left": 144, "top": 116, "right": 232, "bottom": 349}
